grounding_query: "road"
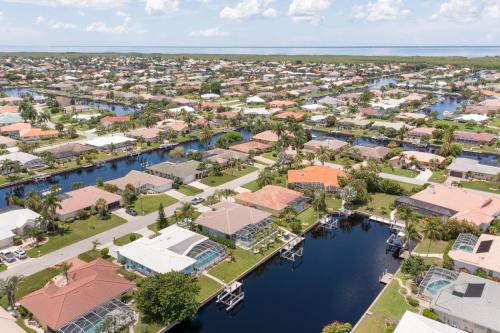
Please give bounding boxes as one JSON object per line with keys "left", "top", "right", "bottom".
{"left": 0, "top": 169, "right": 260, "bottom": 279}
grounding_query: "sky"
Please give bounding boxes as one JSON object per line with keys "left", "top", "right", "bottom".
{"left": 0, "top": 0, "right": 499, "bottom": 47}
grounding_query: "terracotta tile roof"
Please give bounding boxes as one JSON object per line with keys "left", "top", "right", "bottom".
{"left": 56, "top": 186, "right": 122, "bottom": 216}
{"left": 288, "top": 166, "right": 347, "bottom": 189}
{"left": 100, "top": 116, "right": 130, "bottom": 123}
{"left": 19, "top": 128, "right": 58, "bottom": 138}
{"left": 0, "top": 122, "right": 31, "bottom": 133}
{"left": 235, "top": 185, "right": 304, "bottom": 212}
{"left": 252, "top": 130, "right": 279, "bottom": 143}
{"left": 229, "top": 141, "right": 271, "bottom": 153}
{"left": 19, "top": 259, "right": 135, "bottom": 330}
{"left": 0, "top": 105, "right": 19, "bottom": 113}
{"left": 275, "top": 111, "right": 306, "bottom": 120}
{"left": 454, "top": 131, "right": 496, "bottom": 143}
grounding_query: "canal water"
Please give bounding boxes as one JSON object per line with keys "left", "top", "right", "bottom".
{"left": 423, "top": 97, "right": 462, "bottom": 119}
{"left": 1, "top": 130, "right": 252, "bottom": 208}
{"left": 369, "top": 77, "right": 397, "bottom": 89}
{"left": 171, "top": 216, "right": 400, "bottom": 333}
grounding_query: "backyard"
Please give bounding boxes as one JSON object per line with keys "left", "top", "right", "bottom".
{"left": 460, "top": 180, "right": 500, "bottom": 194}
{"left": 381, "top": 166, "right": 417, "bottom": 178}
{"left": 132, "top": 194, "right": 178, "bottom": 215}
{"left": 27, "top": 215, "right": 126, "bottom": 258}
{"left": 200, "top": 165, "right": 258, "bottom": 187}
{"left": 428, "top": 169, "right": 448, "bottom": 183}
{"left": 351, "top": 193, "right": 398, "bottom": 218}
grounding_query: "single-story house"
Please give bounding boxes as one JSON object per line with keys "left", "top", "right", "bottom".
{"left": 389, "top": 151, "right": 445, "bottom": 169}
{"left": 126, "top": 127, "right": 164, "bottom": 142}
{"left": 449, "top": 233, "right": 500, "bottom": 278}
{"left": 447, "top": 157, "right": 500, "bottom": 181}
{"left": 288, "top": 166, "right": 348, "bottom": 193}
{"left": 84, "top": 135, "right": 136, "bottom": 151}
{"left": 453, "top": 131, "right": 497, "bottom": 145}
{"left": 234, "top": 185, "right": 308, "bottom": 215}
{"left": 371, "top": 121, "right": 410, "bottom": 131}
{"left": 99, "top": 115, "right": 130, "bottom": 128}
{"left": 268, "top": 100, "right": 296, "bottom": 108}
{"left": 0, "top": 113, "right": 23, "bottom": 126}
{"left": 352, "top": 145, "right": 390, "bottom": 161}
{"left": 19, "top": 259, "right": 136, "bottom": 333}
{"left": 147, "top": 160, "right": 206, "bottom": 184}
{"left": 0, "top": 152, "right": 45, "bottom": 170}
{"left": 0, "top": 122, "right": 32, "bottom": 138}
{"left": 303, "top": 138, "right": 349, "bottom": 153}
{"left": 195, "top": 202, "right": 272, "bottom": 249}
{"left": 0, "top": 135, "right": 17, "bottom": 148}
{"left": 275, "top": 111, "right": 306, "bottom": 121}
{"left": 408, "top": 127, "right": 435, "bottom": 139}
{"left": 0, "top": 207, "right": 40, "bottom": 249}
{"left": 0, "top": 105, "right": 19, "bottom": 114}
{"left": 204, "top": 148, "right": 249, "bottom": 165}
{"left": 161, "top": 121, "right": 190, "bottom": 135}
{"left": 252, "top": 130, "right": 279, "bottom": 144}
{"left": 105, "top": 170, "right": 172, "bottom": 194}
{"left": 44, "top": 142, "right": 94, "bottom": 159}
{"left": 56, "top": 186, "right": 122, "bottom": 221}
{"left": 117, "top": 224, "right": 225, "bottom": 276}
{"left": 431, "top": 272, "right": 500, "bottom": 333}
{"left": 395, "top": 184, "right": 500, "bottom": 231}
{"left": 394, "top": 311, "right": 465, "bottom": 333}
{"left": 229, "top": 141, "right": 272, "bottom": 154}
{"left": 19, "top": 128, "right": 59, "bottom": 141}
{"left": 337, "top": 118, "right": 372, "bottom": 129}
{"left": 63, "top": 105, "right": 91, "bottom": 114}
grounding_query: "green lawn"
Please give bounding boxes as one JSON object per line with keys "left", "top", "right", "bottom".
{"left": 209, "top": 243, "right": 281, "bottom": 283}
{"left": 413, "top": 239, "right": 449, "bottom": 254}
{"left": 352, "top": 193, "right": 398, "bottom": 218}
{"left": 429, "top": 169, "right": 448, "bottom": 183}
{"left": 460, "top": 180, "right": 500, "bottom": 194}
{"left": 261, "top": 151, "right": 277, "bottom": 161}
{"left": 27, "top": 215, "right": 126, "bottom": 258}
{"left": 200, "top": 166, "right": 258, "bottom": 187}
{"left": 177, "top": 185, "right": 203, "bottom": 196}
{"left": 78, "top": 250, "right": 102, "bottom": 262}
{"left": 381, "top": 166, "right": 417, "bottom": 178}
{"left": 196, "top": 275, "right": 223, "bottom": 303}
{"left": 241, "top": 180, "right": 260, "bottom": 192}
{"left": 113, "top": 233, "right": 143, "bottom": 246}
{"left": 354, "top": 277, "right": 418, "bottom": 333}
{"left": 297, "top": 207, "right": 318, "bottom": 230}
{"left": 0, "top": 267, "right": 59, "bottom": 308}
{"left": 133, "top": 194, "right": 178, "bottom": 215}
{"left": 326, "top": 197, "right": 342, "bottom": 212}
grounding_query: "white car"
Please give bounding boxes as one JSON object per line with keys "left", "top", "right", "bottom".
{"left": 14, "top": 248, "right": 27, "bottom": 260}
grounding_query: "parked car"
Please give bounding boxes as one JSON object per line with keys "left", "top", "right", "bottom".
{"left": 0, "top": 251, "right": 16, "bottom": 263}
{"left": 126, "top": 208, "right": 138, "bottom": 216}
{"left": 13, "top": 248, "right": 27, "bottom": 260}
{"left": 191, "top": 197, "right": 205, "bottom": 205}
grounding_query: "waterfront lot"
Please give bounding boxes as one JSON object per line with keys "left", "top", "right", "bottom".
{"left": 200, "top": 165, "right": 257, "bottom": 186}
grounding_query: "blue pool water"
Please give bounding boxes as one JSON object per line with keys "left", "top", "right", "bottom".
{"left": 195, "top": 251, "right": 221, "bottom": 270}
{"left": 426, "top": 280, "right": 451, "bottom": 295}
{"left": 171, "top": 217, "right": 400, "bottom": 333}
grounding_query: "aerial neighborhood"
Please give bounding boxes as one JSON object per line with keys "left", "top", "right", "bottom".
{"left": 0, "top": 55, "right": 498, "bottom": 333}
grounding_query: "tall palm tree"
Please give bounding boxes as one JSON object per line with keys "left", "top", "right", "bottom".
{"left": 257, "top": 168, "right": 274, "bottom": 188}
{"left": 398, "top": 204, "right": 416, "bottom": 230}
{"left": 183, "top": 112, "right": 196, "bottom": 132}
{"left": 317, "top": 146, "right": 331, "bottom": 166}
{"left": 423, "top": 217, "right": 441, "bottom": 256}
{"left": 91, "top": 239, "right": 101, "bottom": 251}
{"left": 41, "top": 191, "right": 62, "bottom": 220}
{"left": 199, "top": 125, "right": 212, "bottom": 150}
{"left": 24, "top": 190, "right": 43, "bottom": 212}
{"left": 56, "top": 261, "right": 73, "bottom": 284}
{"left": 95, "top": 198, "right": 108, "bottom": 219}
{"left": 405, "top": 222, "right": 420, "bottom": 255}
{"left": 0, "top": 275, "right": 23, "bottom": 312}
{"left": 311, "top": 192, "right": 327, "bottom": 219}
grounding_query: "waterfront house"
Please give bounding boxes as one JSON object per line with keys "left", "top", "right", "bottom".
{"left": 44, "top": 142, "right": 94, "bottom": 159}
{"left": 352, "top": 145, "right": 390, "bottom": 161}
{"left": 204, "top": 148, "right": 249, "bottom": 165}
{"left": 389, "top": 151, "right": 445, "bottom": 169}
{"left": 288, "top": 166, "right": 347, "bottom": 193}
{"left": 337, "top": 118, "right": 372, "bottom": 129}
{"left": 234, "top": 185, "right": 308, "bottom": 215}
{"left": 371, "top": 121, "right": 410, "bottom": 132}
{"left": 161, "top": 121, "right": 190, "bottom": 135}
{"left": 56, "top": 186, "right": 122, "bottom": 221}
{"left": 275, "top": 111, "right": 306, "bottom": 122}
{"left": 117, "top": 224, "right": 225, "bottom": 276}
{"left": 0, "top": 113, "right": 23, "bottom": 126}
{"left": 84, "top": 135, "right": 136, "bottom": 151}
{"left": 408, "top": 127, "right": 435, "bottom": 139}
{"left": 303, "top": 138, "right": 349, "bottom": 153}
{"left": 147, "top": 160, "right": 206, "bottom": 184}
{"left": 0, "top": 206, "right": 40, "bottom": 249}
{"left": 394, "top": 311, "right": 466, "bottom": 333}
{"left": 19, "top": 259, "right": 136, "bottom": 333}
{"left": 395, "top": 184, "right": 500, "bottom": 231}
{"left": 63, "top": 105, "right": 91, "bottom": 114}
{"left": 447, "top": 157, "right": 500, "bottom": 181}
{"left": 105, "top": 170, "right": 172, "bottom": 195}
{"left": 453, "top": 131, "right": 496, "bottom": 145}
{"left": 229, "top": 141, "right": 272, "bottom": 154}
{"left": 431, "top": 272, "right": 500, "bottom": 333}
{"left": 195, "top": 202, "right": 272, "bottom": 249}
{"left": 99, "top": 115, "right": 130, "bottom": 128}
{"left": 252, "top": 130, "right": 279, "bottom": 144}
{"left": 449, "top": 233, "right": 500, "bottom": 278}
{"left": 126, "top": 127, "right": 164, "bottom": 143}
{"left": 0, "top": 152, "right": 45, "bottom": 170}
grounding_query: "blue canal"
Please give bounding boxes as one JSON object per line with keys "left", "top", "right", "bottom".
{"left": 171, "top": 216, "right": 400, "bottom": 333}
{"left": 369, "top": 77, "right": 397, "bottom": 89}
{"left": 424, "top": 97, "right": 462, "bottom": 119}
{"left": 1, "top": 130, "right": 252, "bottom": 208}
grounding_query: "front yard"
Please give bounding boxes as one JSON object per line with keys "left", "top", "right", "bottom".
{"left": 177, "top": 185, "right": 203, "bottom": 196}
{"left": 200, "top": 165, "right": 258, "bottom": 187}
{"left": 132, "top": 194, "right": 178, "bottom": 215}
{"left": 27, "top": 215, "right": 126, "bottom": 258}
{"left": 460, "top": 180, "right": 500, "bottom": 194}
{"left": 381, "top": 166, "right": 417, "bottom": 178}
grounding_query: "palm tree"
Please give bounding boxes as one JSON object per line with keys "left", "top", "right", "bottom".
{"left": 0, "top": 275, "right": 23, "bottom": 312}
{"left": 91, "top": 239, "right": 101, "bottom": 251}
{"left": 183, "top": 112, "right": 196, "bottom": 132}
{"left": 41, "top": 191, "right": 62, "bottom": 220}
{"left": 26, "top": 226, "right": 44, "bottom": 246}
{"left": 56, "top": 261, "right": 73, "bottom": 284}
{"left": 95, "top": 198, "right": 108, "bottom": 219}
{"left": 177, "top": 203, "right": 195, "bottom": 221}
{"left": 24, "top": 190, "right": 43, "bottom": 212}
{"left": 5, "top": 193, "right": 20, "bottom": 206}
{"left": 405, "top": 222, "right": 420, "bottom": 255}
{"left": 257, "top": 168, "right": 274, "bottom": 188}
{"left": 199, "top": 125, "right": 212, "bottom": 150}
{"left": 311, "top": 192, "right": 327, "bottom": 219}
{"left": 317, "top": 146, "right": 331, "bottom": 166}
{"left": 398, "top": 204, "right": 416, "bottom": 230}
{"left": 423, "top": 217, "right": 441, "bottom": 256}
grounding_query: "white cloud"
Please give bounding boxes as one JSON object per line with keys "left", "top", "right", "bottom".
{"left": 86, "top": 11, "right": 143, "bottom": 33}
{"left": 35, "top": 15, "right": 77, "bottom": 29}
{"left": 3, "top": 0, "right": 125, "bottom": 9}
{"left": 189, "top": 27, "right": 228, "bottom": 37}
{"left": 145, "top": 0, "right": 179, "bottom": 15}
{"left": 220, "top": 0, "right": 277, "bottom": 21}
{"left": 351, "top": 0, "right": 410, "bottom": 22}
{"left": 287, "top": 0, "right": 331, "bottom": 24}
{"left": 431, "top": 0, "right": 500, "bottom": 23}
{"left": 0, "top": 11, "right": 4, "bottom": 21}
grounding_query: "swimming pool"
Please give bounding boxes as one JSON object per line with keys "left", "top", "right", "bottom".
{"left": 194, "top": 251, "right": 221, "bottom": 270}
{"left": 426, "top": 280, "right": 451, "bottom": 295}
{"left": 457, "top": 244, "right": 474, "bottom": 253}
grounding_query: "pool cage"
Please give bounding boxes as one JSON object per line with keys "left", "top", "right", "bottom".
{"left": 187, "top": 240, "right": 226, "bottom": 272}
{"left": 452, "top": 233, "right": 479, "bottom": 253}
{"left": 418, "top": 265, "right": 459, "bottom": 298}
{"left": 234, "top": 219, "right": 272, "bottom": 249}
{"left": 56, "top": 298, "right": 136, "bottom": 333}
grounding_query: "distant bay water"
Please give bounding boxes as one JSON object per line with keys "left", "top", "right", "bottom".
{"left": 0, "top": 45, "right": 500, "bottom": 57}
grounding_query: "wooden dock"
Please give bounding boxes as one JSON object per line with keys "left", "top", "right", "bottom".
{"left": 379, "top": 270, "right": 394, "bottom": 284}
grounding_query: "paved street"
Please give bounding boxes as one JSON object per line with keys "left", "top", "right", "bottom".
{"left": 0, "top": 169, "right": 260, "bottom": 279}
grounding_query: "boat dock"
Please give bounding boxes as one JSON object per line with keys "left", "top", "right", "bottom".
{"left": 216, "top": 281, "right": 245, "bottom": 311}
{"left": 280, "top": 236, "right": 305, "bottom": 262}
{"left": 379, "top": 269, "right": 394, "bottom": 284}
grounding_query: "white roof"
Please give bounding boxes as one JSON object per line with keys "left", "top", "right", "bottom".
{"left": 0, "top": 152, "right": 40, "bottom": 164}
{"left": 456, "top": 114, "right": 489, "bottom": 122}
{"left": 168, "top": 106, "right": 195, "bottom": 113}
{"left": 118, "top": 225, "right": 207, "bottom": 274}
{"left": 301, "top": 104, "right": 326, "bottom": 111}
{"left": 309, "top": 115, "right": 328, "bottom": 122}
{"left": 394, "top": 311, "right": 465, "bottom": 333}
{"left": 84, "top": 135, "right": 135, "bottom": 147}
{"left": 243, "top": 108, "right": 270, "bottom": 116}
{"left": 246, "top": 96, "right": 265, "bottom": 103}
{"left": 201, "top": 93, "right": 220, "bottom": 100}
{"left": 0, "top": 208, "right": 40, "bottom": 240}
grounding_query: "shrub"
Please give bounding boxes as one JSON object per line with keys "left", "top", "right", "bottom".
{"left": 378, "top": 179, "right": 404, "bottom": 195}
{"left": 423, "top": 309, "right": 438, "bottom": 320}
{"left": 100, "top": 248, "right": 109, "bottom": 258}
{"left": 130, "top": 234, "right": 138, "bottom": 242}
{"left": 406, "top": 296, "right": 419, "bottom": 307}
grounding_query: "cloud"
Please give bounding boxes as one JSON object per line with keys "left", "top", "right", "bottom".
{"left": 86, "top": 11, "right": 143, "bottom": 33}
{"left": 189, "top": 27, "right": 228, "bottom": 37}
{"left": 431, "top": 0, "right": 500, "bottom": 23}
{"left": 287, "top": 0, "right": 331, "bottom": 24}
{"left": 145, "top": 0, "right": 179, "bottom": 15}
{"left": 351, "top": 0, "right": 410, "bottom": 22}
{"left": 0, "top": 11, "right": 4, "bottom": 21}
{"left": 35, "top": 15, "right": 77, "bottom": 29}
{"left": 220, "top": 0, "right": 277, "bottom": 21}
{"left": 2, "top": 0, "right": 125, "bottom": 9}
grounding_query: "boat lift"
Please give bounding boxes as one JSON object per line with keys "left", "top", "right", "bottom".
{"left": 319, "top": 215, "right": 339, "bottom": 230}
{"left": 338, "top": 207, "right": 353, "bottom": 218}
{"left": 386, "top": 231, "right": 407, "bottom": 253}
{"left": 280, "top": 236, "right": 304, "bottom": 262}
{"left": 216, "top": 281, "right": 244, "bottom": 311}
